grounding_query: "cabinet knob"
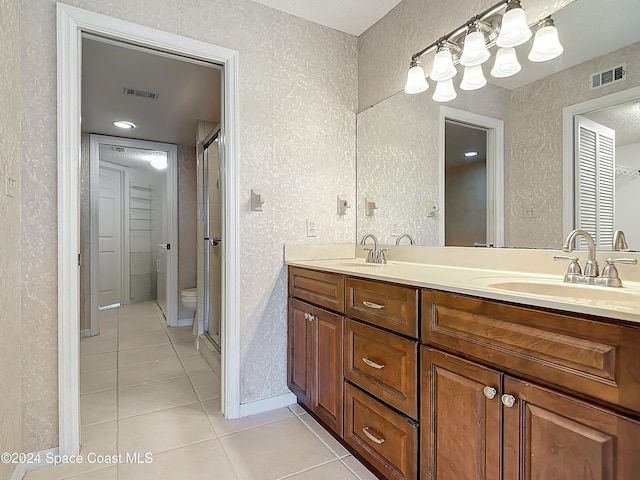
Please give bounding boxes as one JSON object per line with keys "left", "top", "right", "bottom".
{"left": 483, "top": 386, "right": 497, "bottom": 400}
{"left": 304, "top": 312, "right": 309, "bottom": 320}
{"left": 362, "top": 426, "right": 385, "bottom": 445}
{"left": 501, "top": 394, "right": 516, "bottom": 408}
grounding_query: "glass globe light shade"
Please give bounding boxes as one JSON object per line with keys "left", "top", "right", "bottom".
{"left": 460, "top": 29, "right": 490, "bottom": 66}
{"left": 490, "top": 47, "right": 521, "bottom": 78}
{"left": 432, "top": 78, "right": 457, "bottom": 102}
{"left": 404, "top": 62, "right": 429, "bottom": 94}
{"left": 528, "top": 20, "right": 564, "bottom": 62}
{"left": 460, "top": 65, "right": 487, "bottom": 90}
{"left": 430, "top": 46, "right": 457, "bottom": 81}
{"left": 497, "top": 3, "right": 532, "bottom": 47}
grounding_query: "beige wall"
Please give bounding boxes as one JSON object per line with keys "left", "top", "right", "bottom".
{"left": 0, "top": 0, "right": 22, "bottom": 477}
{"left": 20, "top": 0, "right": 357, "bottom": 450}
{"left": 357, "top": 0, "right": 574, "bottom": 112}
{"left": 508, "top": 41, "right": 640, "bottom": 248}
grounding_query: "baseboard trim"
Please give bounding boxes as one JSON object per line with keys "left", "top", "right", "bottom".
{"left": 80, "top": 328, "right": 91, "bottom": 338}
{"left": 177, "top": 317, "right": 194, "bottom": 327}
{"left": 239, "top": 392, "right": 297, "bottom": 417}
{"left": 10, "top": 447, "right": 60, "bottom": 479}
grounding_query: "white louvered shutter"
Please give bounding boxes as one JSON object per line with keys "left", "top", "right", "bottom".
{"left": 574, "top": 115, "right": 615, "bottom": 250}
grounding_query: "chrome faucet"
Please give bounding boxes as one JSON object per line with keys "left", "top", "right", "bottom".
{"left": 396, "top": 233, "right": 415, "bottom": 245}
{"left": 562, "top": 229, "right": 599, "bottom": 276}
{"left": 555, "top": 229, "right": 637, "bottom": 287}
{"left": 613, "top": 230, "right": 628, "bottom": 251}
{"left": 360, "top": 233, "right": 387, "bottom": 264}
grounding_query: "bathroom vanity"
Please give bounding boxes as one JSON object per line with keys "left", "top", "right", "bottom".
{"left": 286, "top": 252, "right": 640, "bottom": 480}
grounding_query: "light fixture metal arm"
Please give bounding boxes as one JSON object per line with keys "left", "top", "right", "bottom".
{"left": 410, "top": 0, "right": 509, "bottom": 61}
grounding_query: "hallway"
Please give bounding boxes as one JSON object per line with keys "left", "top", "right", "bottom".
{"left": 25, "top": 302, "right": 374, "bottom": 480}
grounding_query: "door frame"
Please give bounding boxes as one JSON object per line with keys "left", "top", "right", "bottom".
{"left": 57, "top": 3, "right": 241, "bottom": 455}
{"left": 90, "top": 135, "right": 179, "bottom": 334}
{"left": 439, "top": 106, "right": 505, "bottom": 247}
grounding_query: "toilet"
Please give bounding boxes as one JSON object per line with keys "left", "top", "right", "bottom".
{"left": 181, "top": 287, "right": 198, "bottom": 317}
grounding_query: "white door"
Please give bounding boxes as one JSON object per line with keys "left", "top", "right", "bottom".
{"left": 98, "top": 166, "right": 123, "bottom": 307}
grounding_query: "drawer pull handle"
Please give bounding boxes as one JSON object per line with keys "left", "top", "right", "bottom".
{"left": 362, "top": 427, "right": 385, "bottom": 445}
{"left": 483, "top": 386, "right": 497, "bottom": 400}
{"left": 362, "top": 357, "right": 385, "bottom": 370}
{"left": 501, "top": 394, "right": 516, "bottom": 408}
{"left": 363, "top": 301, "right": 385, "bottom": 309}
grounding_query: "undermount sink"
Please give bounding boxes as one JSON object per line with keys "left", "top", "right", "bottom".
{"left": 483, "top": 279, "right": 640, "bottom": 307}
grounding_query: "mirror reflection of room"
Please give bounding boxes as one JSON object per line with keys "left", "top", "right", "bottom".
{"left": 444, "top": 121, "right": 488, "bottom": 247}
{"left": 356, "top": 0, "right": 640, "bottom": 251}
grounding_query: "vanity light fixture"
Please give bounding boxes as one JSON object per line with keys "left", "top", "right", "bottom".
{"left": 112, "top": 120, "right": 136, "bottom": 129}
{"left": 496, "top": 0, "right": 532, "bottom": 47}
{"left": 404, "top": 59, "right": 429, "bottom": 94}
{"left": 403, "top": 0, "right": 564, "bottom": 102}
{"left": 528, "top": 17, "right": 563, "bottom": 62}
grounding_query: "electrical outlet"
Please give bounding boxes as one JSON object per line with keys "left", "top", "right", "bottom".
{"left": 391, "top": 223, "right": 399, "bottom": 237}
{"left": 306, "top": 219, "right": 318, "bottom": 237}
{"left": 524, "top": 207, "right": 537, "bottom": 218}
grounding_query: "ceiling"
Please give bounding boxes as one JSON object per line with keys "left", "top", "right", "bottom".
{"left": 445, "top": 122, "right": 487, "bottom": 169}
{"left": 99, "top": 144, "right": 167, "bottom": 173}
{"left": 583, "top": 100, "right": 640, "bottom": 147}
{"left": 249, "top": 0, "right": 402, "bottom": 36}
{"left": 82, "top": 37, "right": 221, "bottom": 147}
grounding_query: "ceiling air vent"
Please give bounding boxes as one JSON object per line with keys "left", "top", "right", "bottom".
{"left": 122, "top": 87, "right": 159, "bottom": 100}
{"left": 590, "top": 64, "right": 626, "bottom": 90}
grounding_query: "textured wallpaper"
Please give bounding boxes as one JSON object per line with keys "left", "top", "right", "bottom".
{"left": 357, "top": 0, "right": 574, "bottom": 112}
{"left": 20, "top": 0, "right": 356, "bottom": 450}
{"left": 508, "top": 41, "right": 640, "bottom": 248}
{"left": 357, "top": 83, "right": 511, "bottom": 246}
{"left": 80, "top": 133, "right": 91, "bottom": 331}
{"left": 0, "top": 0, "right": 22, "bottom": 477}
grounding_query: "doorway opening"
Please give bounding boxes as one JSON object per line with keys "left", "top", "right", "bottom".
{"left": 58, "top": 4, "right": 241, "bottom": 455}
{"left": 88, "top": 135, "right": 178, "bottom": 337}
{"left": 439, "top": 106, "right": 505, "bottom": 247}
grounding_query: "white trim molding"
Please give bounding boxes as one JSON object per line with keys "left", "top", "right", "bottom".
{"left": 239, "top": 392, "right": 298, "bottom": 417}
{"left": 562, "top": 85, "right": 640, "bottom": 240}
{"left": 439, "top": 106, "right": 505, "bottom": 247}
{"left": 57, "top": 2, "right": 241, "bottom": 456}
{"left": 10, "top": 447, "right": 61, "bottom": 479}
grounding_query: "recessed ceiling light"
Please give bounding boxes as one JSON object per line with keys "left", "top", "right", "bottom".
{"left": 112, "top": 120, "right": 136, "bottom": 129}
{"left": 464, "top": 151, "right": 479, "bottom": 157}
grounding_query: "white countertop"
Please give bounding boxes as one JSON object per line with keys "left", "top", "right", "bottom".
{"left": 286, "top": 251, "right": 640, "bottom": 325}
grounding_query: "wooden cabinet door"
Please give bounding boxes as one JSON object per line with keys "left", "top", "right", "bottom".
{"left": 421, "top": 347, "right": 502, "bottom": 480}
{"left": 503, "top": 376, "right": 640, "bottom": 480}
{"left": 288, "top": 298, "right": 313, "bottom": 407}
{"left": 312, "top": 308, "right": 344, "bottom": 436}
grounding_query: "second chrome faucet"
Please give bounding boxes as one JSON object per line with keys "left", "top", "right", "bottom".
{"left": 556, "top": 229, "right": 637, "bottom": 287}
{"left": 360, "top": 233, "right": 387, "bottom": 264}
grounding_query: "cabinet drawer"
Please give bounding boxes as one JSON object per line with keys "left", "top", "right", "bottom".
{"left": 422, "top": 289, "right": 640, "bottom": 413}
{"left": 289, "top": 267, "right": 344, "bottom": 313}
{"left": 344, "top": 383, "right": 418, "bottom": 480}
{"left": 345, "top": 319, "right": 418, "bottom": 418}
{"left": 346, "top": 278, "right": 418, "bottom": 338}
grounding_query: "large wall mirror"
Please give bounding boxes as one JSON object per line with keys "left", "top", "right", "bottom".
{"left": 357, "top": 0, "right": 640, "bottom": 250}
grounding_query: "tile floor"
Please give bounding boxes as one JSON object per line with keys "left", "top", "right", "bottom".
{"left": 25, "top": 302, "right": 377, "bottom": 480}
